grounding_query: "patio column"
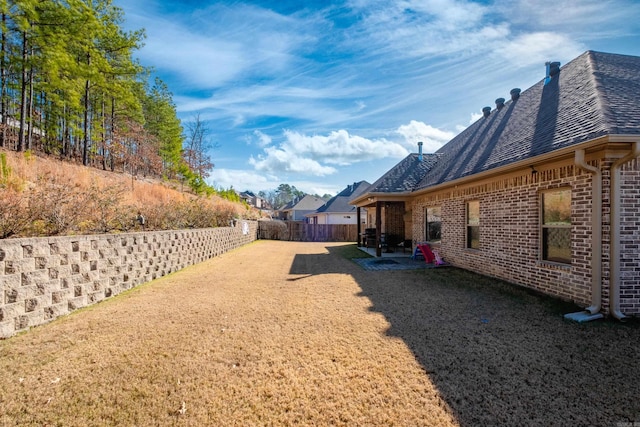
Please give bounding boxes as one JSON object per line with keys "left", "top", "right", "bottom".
{"left": 376, "top": 202, "right": 382, "bottom": 257}
{"left": 357, "top": 207, "right": 362, "bottom": 247}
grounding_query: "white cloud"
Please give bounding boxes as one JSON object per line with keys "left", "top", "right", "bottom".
{"left": 208, "top": 168, "right": 278, "bottom": 192}
{"left": 126, "top": 2, "right": 314, "bottom": 91}
{"left": 395, "top": 120, "right": 455, "bottom": 152}
{"left": 250, "top": 146, "right": 338, "bottom": 176}
{"left": 345, "top": 0, "right": 508, "bottom": 59}
{"left": 284, "top": 130, "right": 407, "bottom": 164}
{"left": 232, "top": 115, "right": 246, "bottom": 127}
{"left": 208, "top": 168, "right": 343, "bottom": 196}
{"left": 494, "top": 32, "right": 585, "bottom": 67}
{"left": 469, "top": 112, "right": 483, "bottom": 124}
{"left": 135, "top": 20, "right": 250, "bottom": 88}
{"left": 248, "top": 129, "right": 409, "bottom": 176}
{"left": 494, "top": 0, "right": 640, "bottom": 33}
{"left": 253, "top": 131, "right": 272, "bottom": 148}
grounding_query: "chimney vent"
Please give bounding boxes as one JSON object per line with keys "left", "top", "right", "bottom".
{"left": 417, "top": 141, "right": 423, "bottom": 161}
{"left": 495, "top": 98, "right": 505, "bottom": 110}
{"left": 510, "top": 88, "right": 521, "bottom": 101}
{"left": 482, "top": 106, "right": 491, "bottom": 118}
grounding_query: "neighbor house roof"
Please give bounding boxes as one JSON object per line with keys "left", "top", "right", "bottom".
{"left": 353, "top": 50, "right": 640, "bottom": 202}
{"left": 312, "top": 181, "right": 371, "bottom": 215}
{"left": 280, "top": 194, "right": 326, "bottom": 211}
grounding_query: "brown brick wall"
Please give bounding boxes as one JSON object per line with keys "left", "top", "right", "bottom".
{"left": 384, "top": 202, "right": 405, "bottom": 242}
{"left": 0, "top": 222, "right": 258, "bottom": 338}
{"left": 620, "top": 158, "right": 640, "bottom": 313}
{"left": 411, "top": 157, "right": 640, "bottom": 315}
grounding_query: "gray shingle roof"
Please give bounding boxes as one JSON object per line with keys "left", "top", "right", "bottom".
{"left": 415, "top": 50, "right": 640, "bottom": 189}
{"left": 352, "top": 50, "right": 640, "bottom": 203}
{"left": 363, "top": 153, "right": 442, "bottom": 194}
{"left": 314, "top": 181, "right": 371, "bottom": 213}
{"left": 280, "top": 195, "right": 326, "bottom": 211}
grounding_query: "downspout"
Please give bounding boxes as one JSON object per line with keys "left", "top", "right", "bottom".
{"left": 574, "top": 149, "right": 603, "bottom": 315}
{"left": 565, "top": 150, "right": 604, "bottom": 322}
{"left": 610, "top": 142, "right": 640, "bottom": 320}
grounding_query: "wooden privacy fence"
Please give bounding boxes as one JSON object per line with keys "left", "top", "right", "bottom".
{"left": 258, "top": 220, "right": 358, "bottom": 242}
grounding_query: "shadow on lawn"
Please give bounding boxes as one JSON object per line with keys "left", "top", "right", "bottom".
{"left": 310, "top": 244, "right": 640, "bottom": 427}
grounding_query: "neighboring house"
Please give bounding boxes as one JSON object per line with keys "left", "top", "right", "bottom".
{"left": 351, "top": 51, "right": 640, "bottom": 319}
{"left": 306, "top": 181, "right": 370, "bottom": 225}
{"left": 239, "top": 191, "right": 268, "bottom": 210}
{"left": 277, "top": 195, "right": 327, "bottom": 221}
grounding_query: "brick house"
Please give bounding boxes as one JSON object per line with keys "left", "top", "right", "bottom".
{"left": 350, "top": 51, "right": 640, "bottom": 319}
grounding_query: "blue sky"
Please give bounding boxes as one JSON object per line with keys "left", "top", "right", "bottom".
{"left": 115, "top": 0, "right": 640, "bottom": 197}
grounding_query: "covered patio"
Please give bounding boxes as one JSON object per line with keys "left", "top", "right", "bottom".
{"left": 354, "top": 198, "right": 412, "bottom": 257}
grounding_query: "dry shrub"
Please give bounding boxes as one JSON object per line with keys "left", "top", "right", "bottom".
{"left": 82, "top": 183, "right": 130, "bottom": 233}
{"left": 258, "top": 219, "right": 289, "bottom": 240}
{"left": 141, "top": 200, "right": 181, "bottom": 231}
{"left": 0, "top": 148, "right": 261, "bottom": 238}
{"left": 211, "top": 198, "right": 241, "bottom": 226}
{"left": 178, "top": 199, "right": 219, "bottom": 228}
{"left": 26, "top": 174, "right": 91, "bottom": 236}
{"left": 129, "top": 179, "right": 189, "bottom": 206}
{"left": 0, "top": 188, "right": 31, "bottom": 238}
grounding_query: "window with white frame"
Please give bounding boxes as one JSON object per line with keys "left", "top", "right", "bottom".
{"left": 425, "top": 206, "right": 441, "bottom": 243}
{"left": 466, "top": 200, "right": 480, "bottom": 249}
{"left": 541, "top": 188, "right": 571, "bottom": 264}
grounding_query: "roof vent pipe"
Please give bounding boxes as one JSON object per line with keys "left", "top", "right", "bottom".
{"left": 544, "top": 61, "right": 560, "bottom": 85}
{"left": 482, "top": 106, "right": 491, "bottom": 118}
{"left": 495, "top": 98, "right": 505, "bottom": 110}
{"left": 417, "top": 141, "right": 423, "bottom": 161}
{"left": 544, "top": 61, "right": 551, "bottom": 85}
{"left": 510, "top": 88, "right": 521, "bottom": 101}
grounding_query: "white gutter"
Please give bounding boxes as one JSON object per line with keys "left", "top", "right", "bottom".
{"left": 565, "top": 149, "right": 603, "bottom": 320}
{"left": 610, "top": 141, "right": 640, "bottom": 320}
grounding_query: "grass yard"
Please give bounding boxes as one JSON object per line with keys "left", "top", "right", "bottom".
{"left": 1, "top": 241, "right": 639, "bottom": 426}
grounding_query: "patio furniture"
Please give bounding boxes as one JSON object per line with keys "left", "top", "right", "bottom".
{"left": 397, "top": 239, "right": 412, "bottom": 253}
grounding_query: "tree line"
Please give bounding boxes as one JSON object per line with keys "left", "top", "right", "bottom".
{"left": 0, "top": 0, "right": 212, "bottom": 192}
{"left": 258, "top": 183, "right": 332, "bottom": 209}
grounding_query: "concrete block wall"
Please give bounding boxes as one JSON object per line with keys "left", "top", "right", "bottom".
{"left": 0, "top": 221, "right": 257, "bottom": 338}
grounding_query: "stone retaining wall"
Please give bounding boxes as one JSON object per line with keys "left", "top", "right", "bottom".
{"left": 0, "top": 221, "right": 257, "bottom": 338}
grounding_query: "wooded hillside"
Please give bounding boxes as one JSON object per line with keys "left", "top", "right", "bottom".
{"left": 0, "top": 0, "right": 211, "bottom": 192}
{"left": 0, "top": 148, "right": 263, "bottom": 239}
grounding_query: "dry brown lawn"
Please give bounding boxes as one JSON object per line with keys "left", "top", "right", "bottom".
{"left": 1, "top": 241, "right": 639, "bottom": 426}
